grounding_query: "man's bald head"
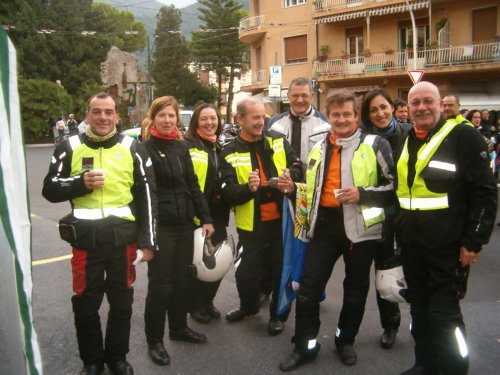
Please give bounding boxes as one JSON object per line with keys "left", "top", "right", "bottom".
{"left": 443, "top": 94, "right": 461, "bottom": 119}
{"left": 408, "top": 81, "right": 443, "bottom": 130}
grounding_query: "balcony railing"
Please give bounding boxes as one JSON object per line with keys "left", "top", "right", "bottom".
{"left": 313, "top": 42, "right": 500, "bottom": 77}
{"left": 313, "top": 0, "right": 380, "bottom": 12}
{"left": 239, "top": 15, "right": 266, "bottom": 32}
{"left": 251, "top": 69, "right": 267, "bottom": 85}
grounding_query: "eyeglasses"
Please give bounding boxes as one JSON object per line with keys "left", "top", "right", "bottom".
{"left": 289, "top": 93, "right": 311, "bottom": 100}
{"left": 409, "top": 98, "right": 438, "bottom": 107}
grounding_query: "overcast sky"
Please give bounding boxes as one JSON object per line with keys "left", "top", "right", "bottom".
{"left": 157, "top": 0, "right": 197, "bottom": 8}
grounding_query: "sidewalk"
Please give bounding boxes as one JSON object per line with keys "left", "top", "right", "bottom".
{"left": 25, "top": 143, "right": 54, "bottom": 148}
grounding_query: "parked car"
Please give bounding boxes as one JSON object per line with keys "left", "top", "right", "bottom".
{"left": 122, "top": 126, "right": 141, "bottom": 139}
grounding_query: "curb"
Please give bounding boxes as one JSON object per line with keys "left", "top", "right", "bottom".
{"left": 25, "top": 143, "right": 55, "bottom": 148}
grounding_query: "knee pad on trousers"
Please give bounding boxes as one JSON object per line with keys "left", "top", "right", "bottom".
{"left": 296, "top": 293, "right": 320, "bottom": 310}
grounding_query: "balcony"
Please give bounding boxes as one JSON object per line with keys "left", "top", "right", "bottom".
{"left": 312, "top": 0, "right": 430, "bottom": 21}
{"left": 313, "top": 0, "right": 393, "bottom": 13}
{"left": 239, "top": 15, "right": 267, "bottom": 44}
{"left": 240, "top": 69, "right": 268, "bottom": 92}
{"left": 313, "top": 42, "right": 500, "bottom": 78}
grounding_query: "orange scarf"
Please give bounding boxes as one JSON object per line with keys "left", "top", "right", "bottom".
{"left": 413, "top": 123, "right": 429, "bottom": 141}
{"left": 196, "top": 128, "right": 217, "bottom": 143}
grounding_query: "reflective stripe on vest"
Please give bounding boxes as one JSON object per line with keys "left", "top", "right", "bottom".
{"left": 397, "top": 120, "right": 459, "bottom": 210}
{"left": 306, "top": 142, "right": 323, "bottom": 229}
{"left": 225, "top": 137, "right": 287, "bottom": 231}
{"left": 306, "top": 134, "right": 384, "bottom": 229}
{"left": 351, "top": 135, "right": 385, "bottom": 227}
{"left": 70, "top": 136, "right": 136, "bottom": 221}
{"left": 189, "top": 147, "right": 209, "bottom": 226}
{"left": 74, "top": 206, "right": 133, "bottom": 220}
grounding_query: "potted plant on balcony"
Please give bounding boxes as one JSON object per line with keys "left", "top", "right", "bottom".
{"left": 313, "top": 0, "right": 323, "bottom": 11}
{"left": 363, "top": 48, "right": 372, "bottom": 57}
{"left": 316, "top": 44, "right": 330, "bottom": 62}
{"left": 435, "top": 18, "right": 448, "bottom": 33}
{"left": 340, "top": 49, "right": 350, "bottom": 59}
{"left": 383, "top": 46, "right": 394, "bottom": 55}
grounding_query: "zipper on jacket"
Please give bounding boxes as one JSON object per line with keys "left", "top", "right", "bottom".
{"left": 99, "top": 147, "right": 104, "bottom": 218}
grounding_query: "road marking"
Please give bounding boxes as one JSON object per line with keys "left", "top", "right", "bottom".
{"left": 32, "top": 254, "right": 72, "bottom": 266}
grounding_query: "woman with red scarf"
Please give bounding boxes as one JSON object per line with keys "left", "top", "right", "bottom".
{"left": 142, "top": 96, "right": 214, "bottom": 367}
{"left": 183, "top": 103, "right": 231, "bottom": 324}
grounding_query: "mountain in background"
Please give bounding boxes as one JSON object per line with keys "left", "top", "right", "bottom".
{"left": 97, "top": 0, "right": 249, "bottom": 41}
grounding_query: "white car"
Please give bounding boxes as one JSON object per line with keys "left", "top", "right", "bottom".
{"left": 122, "top": 127, "right": 141, "bottom": 139}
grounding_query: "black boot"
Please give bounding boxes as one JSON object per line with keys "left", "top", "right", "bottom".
{"left": 148, "top": 342, "right": 170, "bottom": 366}
{"left": 205, "top": 302, "right": 221, "bottom": 319}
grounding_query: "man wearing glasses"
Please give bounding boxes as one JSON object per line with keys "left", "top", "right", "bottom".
{"left": 268, "top": 77, "right": 330, "bottom": 165}
{"left": 395, "top": 81, "right": 497, "bottom": 375}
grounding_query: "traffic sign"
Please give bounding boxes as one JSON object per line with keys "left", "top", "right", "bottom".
{"left": 268, "top": 84, "right": 281, "bottom": 98}
{"left": 407, "top": 70, "right": 425, "bottom": 85}
{"left": 269, "top": 66, "right": 282, "bottom": 85}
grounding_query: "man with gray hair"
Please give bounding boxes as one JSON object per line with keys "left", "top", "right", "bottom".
{"left": 268, "top": 77, "right": 330, "bottom": 164}
{"left": 220, "top": 97, "right": 302, "bottom": 335}
{"left": 396, "top": 82, "right": 496, "bottom": 375}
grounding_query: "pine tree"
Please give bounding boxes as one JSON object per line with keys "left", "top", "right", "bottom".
{"left": 151, "top": 5, "right": 216, "bottom": 106}
{"left": 191, "top": 0, "right": 247, "bottom": 122}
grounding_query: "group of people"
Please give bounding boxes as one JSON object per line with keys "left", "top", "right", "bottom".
{"left": 52, "top": 114, "right": 87, "bottom": 143}
{"left": 42, "top": 77, "right": 497, "bottom": 375}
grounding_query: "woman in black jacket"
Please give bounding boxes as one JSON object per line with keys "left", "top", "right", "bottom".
{"left": 142, "top": 96, "right": 214, "bottom": 367}
{"left": 361, "top": 88, "right": 412, "bottom": 350}
{"left": 183, "top": 103, "right": 230, "bottom": 324}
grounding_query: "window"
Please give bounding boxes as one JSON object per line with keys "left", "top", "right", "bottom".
{"left": 472, "top": 7, "right": 497, "bottom": 43}
{"left": 399, "top": 18, "right": 429, "bottom": 50}
{"left": 346, "top": 27, "right": 363, "bottom": 63}
{"left": 284, "top": 0, "right": 306, "bottom": 8}
{"left": 284, "top": 35, "right": 308, "bottom": 64}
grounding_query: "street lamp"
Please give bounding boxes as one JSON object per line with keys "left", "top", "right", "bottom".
{"left": 404, "top": 0, "right": 418, "bottom": 70}
{"left": 147, "top": 34, "right": 158, "bottom": 105}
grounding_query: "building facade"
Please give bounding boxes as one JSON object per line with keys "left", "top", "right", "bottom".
{"left": 239, "top": 0, "right": 500, "bottom": 112}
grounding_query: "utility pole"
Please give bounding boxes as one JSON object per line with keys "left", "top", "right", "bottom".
{"left": 147, "top": 34, "right": 158, "bottom": 105}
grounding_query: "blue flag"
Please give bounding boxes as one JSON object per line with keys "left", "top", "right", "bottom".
{"left": 276, "top": 186, "right": 309, "bottom": 316}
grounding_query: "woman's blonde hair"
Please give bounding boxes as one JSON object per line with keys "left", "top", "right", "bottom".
{"left": 141, "top": 96, "right": 183, "bottom": 141}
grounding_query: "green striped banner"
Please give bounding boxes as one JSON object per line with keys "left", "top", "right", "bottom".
{"left": 0, "top": 28, "right": 42, "bottom": 374}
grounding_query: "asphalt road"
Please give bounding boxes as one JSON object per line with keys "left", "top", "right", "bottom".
{"left": 27, "top": 144, "right": 500, "bottom": 375}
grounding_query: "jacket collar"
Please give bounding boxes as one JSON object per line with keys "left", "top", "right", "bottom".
{"left": 289, "top": 106, "right": 314, "bottom": 121}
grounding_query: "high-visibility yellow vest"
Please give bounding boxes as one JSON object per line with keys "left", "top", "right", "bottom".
{"left": 189, "top": 147, "right": 208, "bottom": 226}
{"left": 397, "top": 120, "right": 459, "bottom": 210}
{"left": 224, "top": 136, "right": 287, "bottom": 231}
{"left": 306, "top": 134, "right": 385, "bottom": 228}
{"left": 69, "top": 135, "right": 135, "bottom": 221}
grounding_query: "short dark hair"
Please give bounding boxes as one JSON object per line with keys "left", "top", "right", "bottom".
{"left": 443, "top": 94, "right": 460, "bottom": 105}
{"left": 86, "top": 92, "right": 118, "bottom": 113}
{"left": 393, "top": 98, "right": 407, "bottom": 110}
{"left": 466, "top": 109, "right": 481, "bottom": 122}
{"left": 288, "top": 77, "right": 312, "bottom": 92}
{"left": 361, "top": 88, "right": 394, "bottom": 127}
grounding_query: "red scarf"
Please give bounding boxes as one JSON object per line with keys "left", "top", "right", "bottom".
{"left": 413, "top": 123, "right": 429, "bottom": 141}
{"left": 196, "top": 128, "right": 217, "bottom": 143}
{"left": 151, "top": 126, "right": 178, "bottom": 140}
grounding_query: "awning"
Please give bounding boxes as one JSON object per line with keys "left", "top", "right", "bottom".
{"left": 459, "top": 94, "right": 500, "bottom": 111}
{"left": 315, "top": 0, "right": 429, "bottom": 24}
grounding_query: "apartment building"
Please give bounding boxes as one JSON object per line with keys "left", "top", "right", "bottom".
{"left": 239, "top": 0, "right": 500, "bottom": 112}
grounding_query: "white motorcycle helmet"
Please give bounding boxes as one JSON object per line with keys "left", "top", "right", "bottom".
{"left": 375, "top": 257, "right": 408, "bottom": 303}
{"left": 192, "top": 228, "right": 236, "bottom": 282}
